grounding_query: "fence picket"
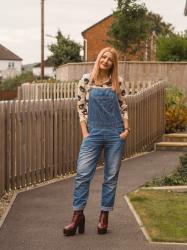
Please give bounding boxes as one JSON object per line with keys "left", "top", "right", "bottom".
{"left": 6, "top": 101, "right": 11, "bottom": 191}
{"left": 49, "top": 100, "right": 54, "bottom": 179}
{"left": 40, "top": 100, "right": 45, "bottom": 181}
{"left": 16, "top": 101, "right": 21, "bottom": 188}
{"left": 31, "top": 100, "right": 36, "bottom": 184}
{"left": 61, "top": 99, "right": 65, "bottom": 176}
{"left": 0, "top": 102, "right": 6, "bottom": 196}
{"left": 20, "top": 101, "right": 26, "bottom": 187}
{"left": 53, "top": 99, "right": 58, "bottom": 177}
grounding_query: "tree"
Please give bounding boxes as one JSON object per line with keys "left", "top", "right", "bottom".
{"left": 147, "top": 12, "right": 174, "bottom": 36}
{"left": 108, "top": 0, "right": 174, "bottom": 57}
{"left": 156, "top": 34, "right": 187, "bottom": 61}
{"left": 48, "top": 30, "right": 82, "bottom": 67}
{"left": 108, "top": 0, "right": 151, "bottom": 55}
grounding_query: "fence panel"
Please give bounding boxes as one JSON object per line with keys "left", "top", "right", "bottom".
{"left": 124, "top": 80, "right": 166, "bottom": 156}
{"left": 17, "top": 82, "right": 79, "bottom": 100}
{"left": 17, "top": 80, "right": 157, "bottom": 100}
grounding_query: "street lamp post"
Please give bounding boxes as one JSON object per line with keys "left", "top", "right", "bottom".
{"left": 41, "top": 0, "right": 45, "bottom": 80}
{"left": 184, "top": 0, "right": 187, "bottom": 16}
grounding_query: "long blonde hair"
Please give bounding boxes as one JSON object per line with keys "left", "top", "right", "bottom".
{"left": 89, "top": 47, "right": 120, "bottom": 93}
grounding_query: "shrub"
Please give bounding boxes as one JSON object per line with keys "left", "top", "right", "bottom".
{"left": 156, "top": 34, "right": 187, "bottom": 61}
{"left": 165, "top": 85, "right": 187, "bottom": 133}
{"left": 145, "top": 153, "right": 187, "bottom": 186}
{"left": 0, "top": 71, "right": 35, "bottom": 91}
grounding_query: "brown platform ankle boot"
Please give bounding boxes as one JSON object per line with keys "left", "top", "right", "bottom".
{"left": 63, "top": 210, "right": 85, "bottom": 236}
{"left": 97, "top": 211, "right": 109, "bottom": 234}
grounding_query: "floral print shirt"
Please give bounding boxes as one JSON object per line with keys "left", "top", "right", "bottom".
{"left": 77, "top": 73, "right": 128, "bottom": 124}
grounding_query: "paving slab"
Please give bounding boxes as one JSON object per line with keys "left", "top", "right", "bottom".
{"left": 0, "top": 150, "right": 186, "bottom": 250}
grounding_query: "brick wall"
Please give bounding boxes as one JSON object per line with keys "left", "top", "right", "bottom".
{"left": 0, "top": 90, "right": 17, "bottom": 100}
{"left": 83, "top": 16, "right": 114, "bottom": 61}
{"left": 82, "top": 15, "right": 148, "bottom": 62}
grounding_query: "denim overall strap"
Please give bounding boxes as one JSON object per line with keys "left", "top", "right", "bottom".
{"left": 88, "top": 87, "right": 123, "bottom": 129}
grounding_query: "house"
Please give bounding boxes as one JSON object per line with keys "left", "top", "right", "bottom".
{"left": 0, "top": 43, "right": 22, "bottom": 80}
{"left": 81, "top": 14, "right": 156, "bottom": 62}
{"left": 33, "top": 58, "right": 55, "bottom": 78}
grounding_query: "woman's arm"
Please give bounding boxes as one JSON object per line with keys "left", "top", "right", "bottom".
{"left": 80, "top": 121, "right": 89, "bottom": 138}
{"left": 118, "top": 77, "right": 130, "bottom": 139}
{"left": 121, "top": 118, "right": 130, "bottom": 140}
{"left": 77, "top": 76, "right": 89, "bottom": 138}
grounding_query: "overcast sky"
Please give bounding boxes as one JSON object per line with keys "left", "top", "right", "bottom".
{"left": 0, "top": 0, "right": 186, "bottom": 64}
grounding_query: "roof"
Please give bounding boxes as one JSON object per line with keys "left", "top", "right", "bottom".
{"left": 81, "top": 14, "right": 112, "bottom": 36}
{"left": 0, "top": 43, "right": 22, "bottom": 61}
{"left": 185, "top": 0, "right": 187, "bottom": 16}
{"left": 34, "top": 58, "right": 55, "bottom": 68}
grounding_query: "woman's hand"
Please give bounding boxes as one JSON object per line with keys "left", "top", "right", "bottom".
{"left": 83, "top": 132, "right": 90, "bottom": 139}
{"left": 119, "top": 130, "right": 129, "bottom": 140}
{"left": 80, "top": 121, "right": 89, "bottom": 139}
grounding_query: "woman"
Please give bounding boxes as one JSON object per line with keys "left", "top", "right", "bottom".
{"left": 63, "top": 47, "right": 130, "bottom": 236}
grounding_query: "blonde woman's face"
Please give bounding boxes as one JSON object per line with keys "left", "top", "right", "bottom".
{"left": 99, "top": 51, "right": 114, "bottom": 72}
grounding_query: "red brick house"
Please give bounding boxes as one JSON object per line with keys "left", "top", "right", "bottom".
{"left": 81, "top": 14, "right": 156, "bottom": 62}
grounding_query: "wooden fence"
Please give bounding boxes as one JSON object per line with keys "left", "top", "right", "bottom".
{"left": 0, "top": 80, "right": 166, "bottom": 198}
{"left": 17, "top": 80, "right": 156, "bottom": 100}
{"left": 17, "top": 82, "right": 78, "bottom": 100}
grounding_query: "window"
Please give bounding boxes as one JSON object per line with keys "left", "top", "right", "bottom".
{"left": 8, "top": 62, "right": 15, "bottom": 69}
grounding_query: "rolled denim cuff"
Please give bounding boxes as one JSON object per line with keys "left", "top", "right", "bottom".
{"left": 72, "top": 206, "right": 85, "bottom": 211}
{"left": 101, "top": 206, "right": 113, "bottom": 212}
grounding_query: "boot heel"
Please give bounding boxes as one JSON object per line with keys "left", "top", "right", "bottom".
{"left": 63, "top": 227, "right": 76, "bottom": 236}
{"left": 63, "top": 210, "right": 85, "bottom": 236}
{"left": 97, "top": 227, "right": 107, "bottom": 234}
{"left": 78, "top": 219, "right": 85, "bottom": 234}
{"left": 97, "top": 211, "right": 109, "bottom": 235}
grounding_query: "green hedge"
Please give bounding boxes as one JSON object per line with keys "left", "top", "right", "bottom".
{"left": 145, "top": 153, "right": 187, "bottom": 186}
{"left": 0, "top": 72, "right": 35, "bottom": 91}
{"left": 165, "top": 85, "right": 187, "bottom": 133}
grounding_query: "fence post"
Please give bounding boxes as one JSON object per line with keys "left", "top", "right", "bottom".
{"left": 0, "top": 102, "right": 6, "bottom": 197}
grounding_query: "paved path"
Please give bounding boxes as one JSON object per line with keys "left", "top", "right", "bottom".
{"left": 0, "top": 150, "right": 186, "bottom": 250}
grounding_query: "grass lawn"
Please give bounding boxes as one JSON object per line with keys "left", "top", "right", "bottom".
{"left": 128, "top": 189, "right": 187, "bottom": 243}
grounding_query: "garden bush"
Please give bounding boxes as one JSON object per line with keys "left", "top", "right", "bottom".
{"left": 0, "top": 71, "right": 35, "bottom": 91}
{"left": 165, "top": 85, "right": 187, "bottom": 133}
{"left": 145, "top": 153, "right": 187, "bottom": 186}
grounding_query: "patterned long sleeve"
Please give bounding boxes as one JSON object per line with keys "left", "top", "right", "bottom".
{"left": 77, "top": 75, "right": 89, "bottom": 123}
{"left": 117, "top": 77, "right": 128, "bottom": 120}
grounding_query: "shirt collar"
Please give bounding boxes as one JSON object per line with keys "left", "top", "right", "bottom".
{"left": 91, "top": 75, "right": 112, "bottom": 86}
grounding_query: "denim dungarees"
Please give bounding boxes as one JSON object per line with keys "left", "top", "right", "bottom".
{"left": 73, "top": 87, "right": 125, "bottom": 211}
